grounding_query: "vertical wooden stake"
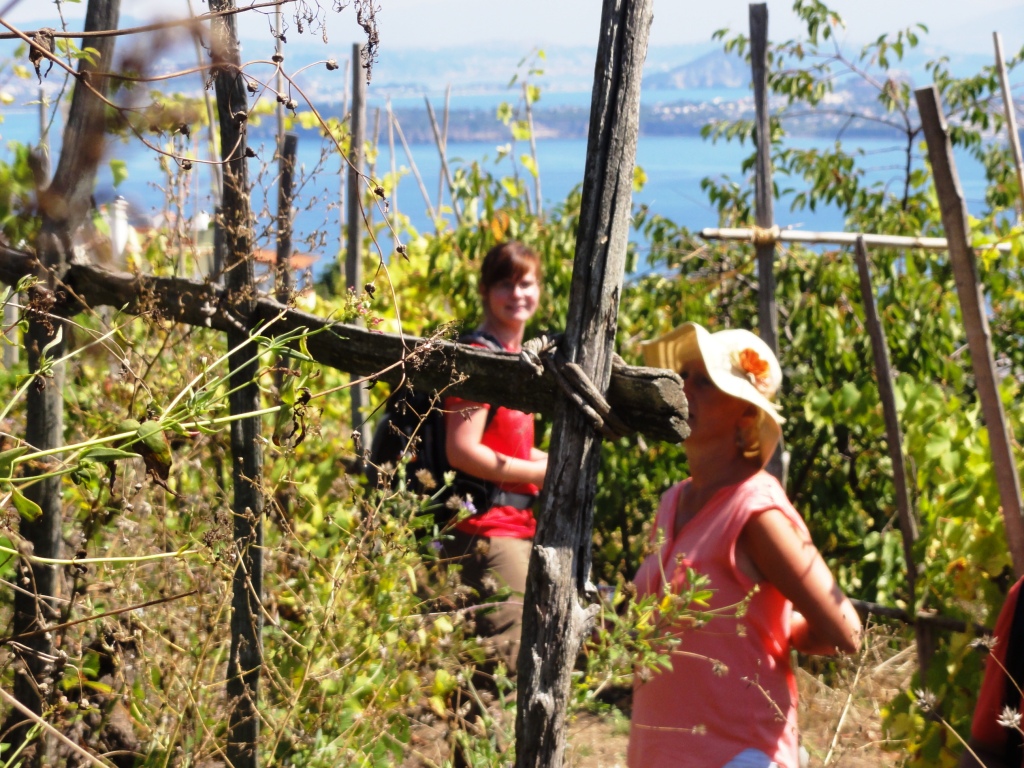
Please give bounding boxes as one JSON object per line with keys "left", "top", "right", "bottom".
{"left": 749, "top": 2, "right": 784, "bottom": 483}
{"left": 212, "top": 205, "right": 225, "bottom": 282}
{"left": 2, "top": 273, "right": 19, "bottom": 371}
{"left": 993, "top": 32, "right": 1024, "bottom": 218}
{"left": 37, "top": 87, "right": 48, "bottom": 155}
{"left": 274, "top": 3, "right": 284, "bottom": 149}
{"left": 437, "top": 83, "right": 450, "bottom": 210}
{"left": 276, "top": 133, "right": 298, "bottom": 301}
{"left": 368, "top": 107, "right": 381, "bottom": 181}
{"left": 1, "top": 289, "right": 16, "bottom": 370}
{"left": 338, "top": 57, "right": 350, "bottom": 266}
{"left": 185, "top": 0, "right": 221, "bottom": 202}
{"left": 365, "top": 107, "right": 381, "bottom": 230}
{"left": 916, "top": 85, "right": 1024, "bottom": 577}
{"left": 514, "top": 1, "right": 653, "bottom": 766}
{"left": 424, "top": 97, "right": 463, "bottom": 223}
{"left": 852, "top": 236, "right": 930, "bottom": 667}
{"left": 523, "top": 81, "right": 543, "bottom": 217}
{"left": 210, "top": 2, "right": 265, "bottom": 766}
{"left": 390, "top": 107, "right": 438, "bottom": 224}
{"left": 273, "top": 129, "right": 297, "bottom": 526}
{"left": 347, "top": 43, "right": 370, "bottom": 459}
{"left": 6, "top": 1, "right": 119, "bottom": 762}
{"left": 387, "top": 97, "right": 399, "bottom": 247}
{"left": 749, "top": 2, "right": 778, "bottom": 352}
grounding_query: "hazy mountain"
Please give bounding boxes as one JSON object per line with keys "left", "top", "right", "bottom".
{"left": 644, "top": 49, "right": 748, "bottom": 90}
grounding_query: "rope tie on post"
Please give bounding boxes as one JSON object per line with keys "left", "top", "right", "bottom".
{"left": 750, "top": 224, "right": 780, "bottom": 246}
{"left": 520, "top": 335, "right": 633, "bottom": 440}
{"left": 520, "top": 334, "right": 555, "bottom": 376}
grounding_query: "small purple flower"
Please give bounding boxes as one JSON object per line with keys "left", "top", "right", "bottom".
{"left": 429, "top": 540, "right": 443, "bottom": 553}
{"left": 461, "top": 499, "right": 477, "bottom": 516}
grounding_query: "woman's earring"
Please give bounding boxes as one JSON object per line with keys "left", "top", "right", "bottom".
{"left": 735, "top": 410, "right": 762, "bottom": 461}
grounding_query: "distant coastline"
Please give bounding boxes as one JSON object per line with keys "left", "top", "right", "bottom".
{"left": 264, "top": 93, "right": 915, "bottom": 145}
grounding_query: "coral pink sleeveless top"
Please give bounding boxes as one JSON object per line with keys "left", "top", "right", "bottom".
{"left": 628, "top": 472, "right": 805, "bottom": 768}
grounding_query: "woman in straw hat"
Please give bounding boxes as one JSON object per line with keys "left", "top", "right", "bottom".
{"left": 627, "top": 322, "right": 862, "bottom": 768}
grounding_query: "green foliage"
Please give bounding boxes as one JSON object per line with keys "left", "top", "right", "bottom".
{"left": 0, "top": 144, "right": 41, "bottom": 246}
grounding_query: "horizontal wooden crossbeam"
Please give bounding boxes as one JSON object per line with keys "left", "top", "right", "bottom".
{"left": 0, "top": 248, "right": 689, "bottom": 444}
{"left": 701, "top": 226, "right": 1013, "bottom": 252}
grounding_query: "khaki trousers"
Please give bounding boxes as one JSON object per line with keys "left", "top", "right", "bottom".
{"left": 445, "top": 529, "right": 532, "bottom": 674}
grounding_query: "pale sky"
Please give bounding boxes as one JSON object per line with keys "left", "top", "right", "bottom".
{"left": 2, "top": 0, "right": 1023, "bottom": 54}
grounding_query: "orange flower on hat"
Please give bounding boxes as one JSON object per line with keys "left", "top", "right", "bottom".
{"left": 734, "top": 348, "right": 772, "bottom": 394}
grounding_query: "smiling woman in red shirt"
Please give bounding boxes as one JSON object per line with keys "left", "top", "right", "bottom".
{"left": 443, "top": 241, "right": 548, "bottom": 674}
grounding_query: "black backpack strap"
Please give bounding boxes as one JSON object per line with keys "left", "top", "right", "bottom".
{"left": 1004, "top": 581, "right": 1024, "bottom": 764}
{"left": 457, "top": 329, "right": 506, "bottom": 430}
{"left": 451, "top": 329, "right": 514, "bottom": 513}
{"left": 458, "top": 328, "right": 506, "bottom": 353}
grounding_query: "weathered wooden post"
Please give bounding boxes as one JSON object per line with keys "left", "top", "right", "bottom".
{"left": 346, "top": 42, "right": 370, "bottom": 459}
{"left": 916, "top": 85, "right": 1024, "bottom": 576}
{"left": 209, "top": 2, "right": 265, "bottom": 765}
{"left": 748, "top": 3, "right": 785, "bottom": 483}
{"left": 6, "top": 0, "right": 120, "bottom": 762}
{"left": 852, "top": 236, "right": 929, "bottom": 666}
{"left": 274, "top": 132, "right": 298, "bottom": 522}
{"left": 749, "top": 3, "right": 777, "bottom": 352}
{"left": 514, "top": 1, "right": 653, "bottom": 766}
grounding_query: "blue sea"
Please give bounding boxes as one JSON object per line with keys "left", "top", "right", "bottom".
{"left": 0, "top": 88, "right": 992, "bottom": 277}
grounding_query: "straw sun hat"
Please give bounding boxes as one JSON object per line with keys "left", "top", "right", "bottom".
{"left": 640, "top": 322, "right": 784, "bottom": 466}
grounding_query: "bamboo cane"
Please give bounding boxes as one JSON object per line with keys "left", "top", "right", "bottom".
{"left": 853, "top": 236, "right": 929, "bottom": 669}
{"left": 916, "top": 84, "right": 1024, "bottom": 577}
{"left": 424, "top": 96, "right": 463, "bottom": 222}
{"left": 387, "top": 97, "right": 398, "bottom": 245}
{"left": 438, "top": 83, "right": 450, "bottom": 211}
{"left": 700, "top": 226, "right": 1012, "bottom": 252}
{"left": 389, "top": 106, "right": 438, "bottom": 225}
{"left": 523, "top": 81, "right": 542, "bottom": 216}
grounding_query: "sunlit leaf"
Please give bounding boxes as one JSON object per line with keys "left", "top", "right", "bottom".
{"left": 110, "top": 159, "right": 128, "bottom": 188}
{"left": 11, "top": 488, "right": 41, "bottom": 521}
{"left": 0, "top": 447, "right": 28, "bottom": 480}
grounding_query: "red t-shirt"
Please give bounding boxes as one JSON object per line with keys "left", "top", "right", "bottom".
{"left": 444, "top": 394, "right": 538, "bottom": 539}
{"left": 971, "top": 576, "right": 1024, "bottom": 764}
